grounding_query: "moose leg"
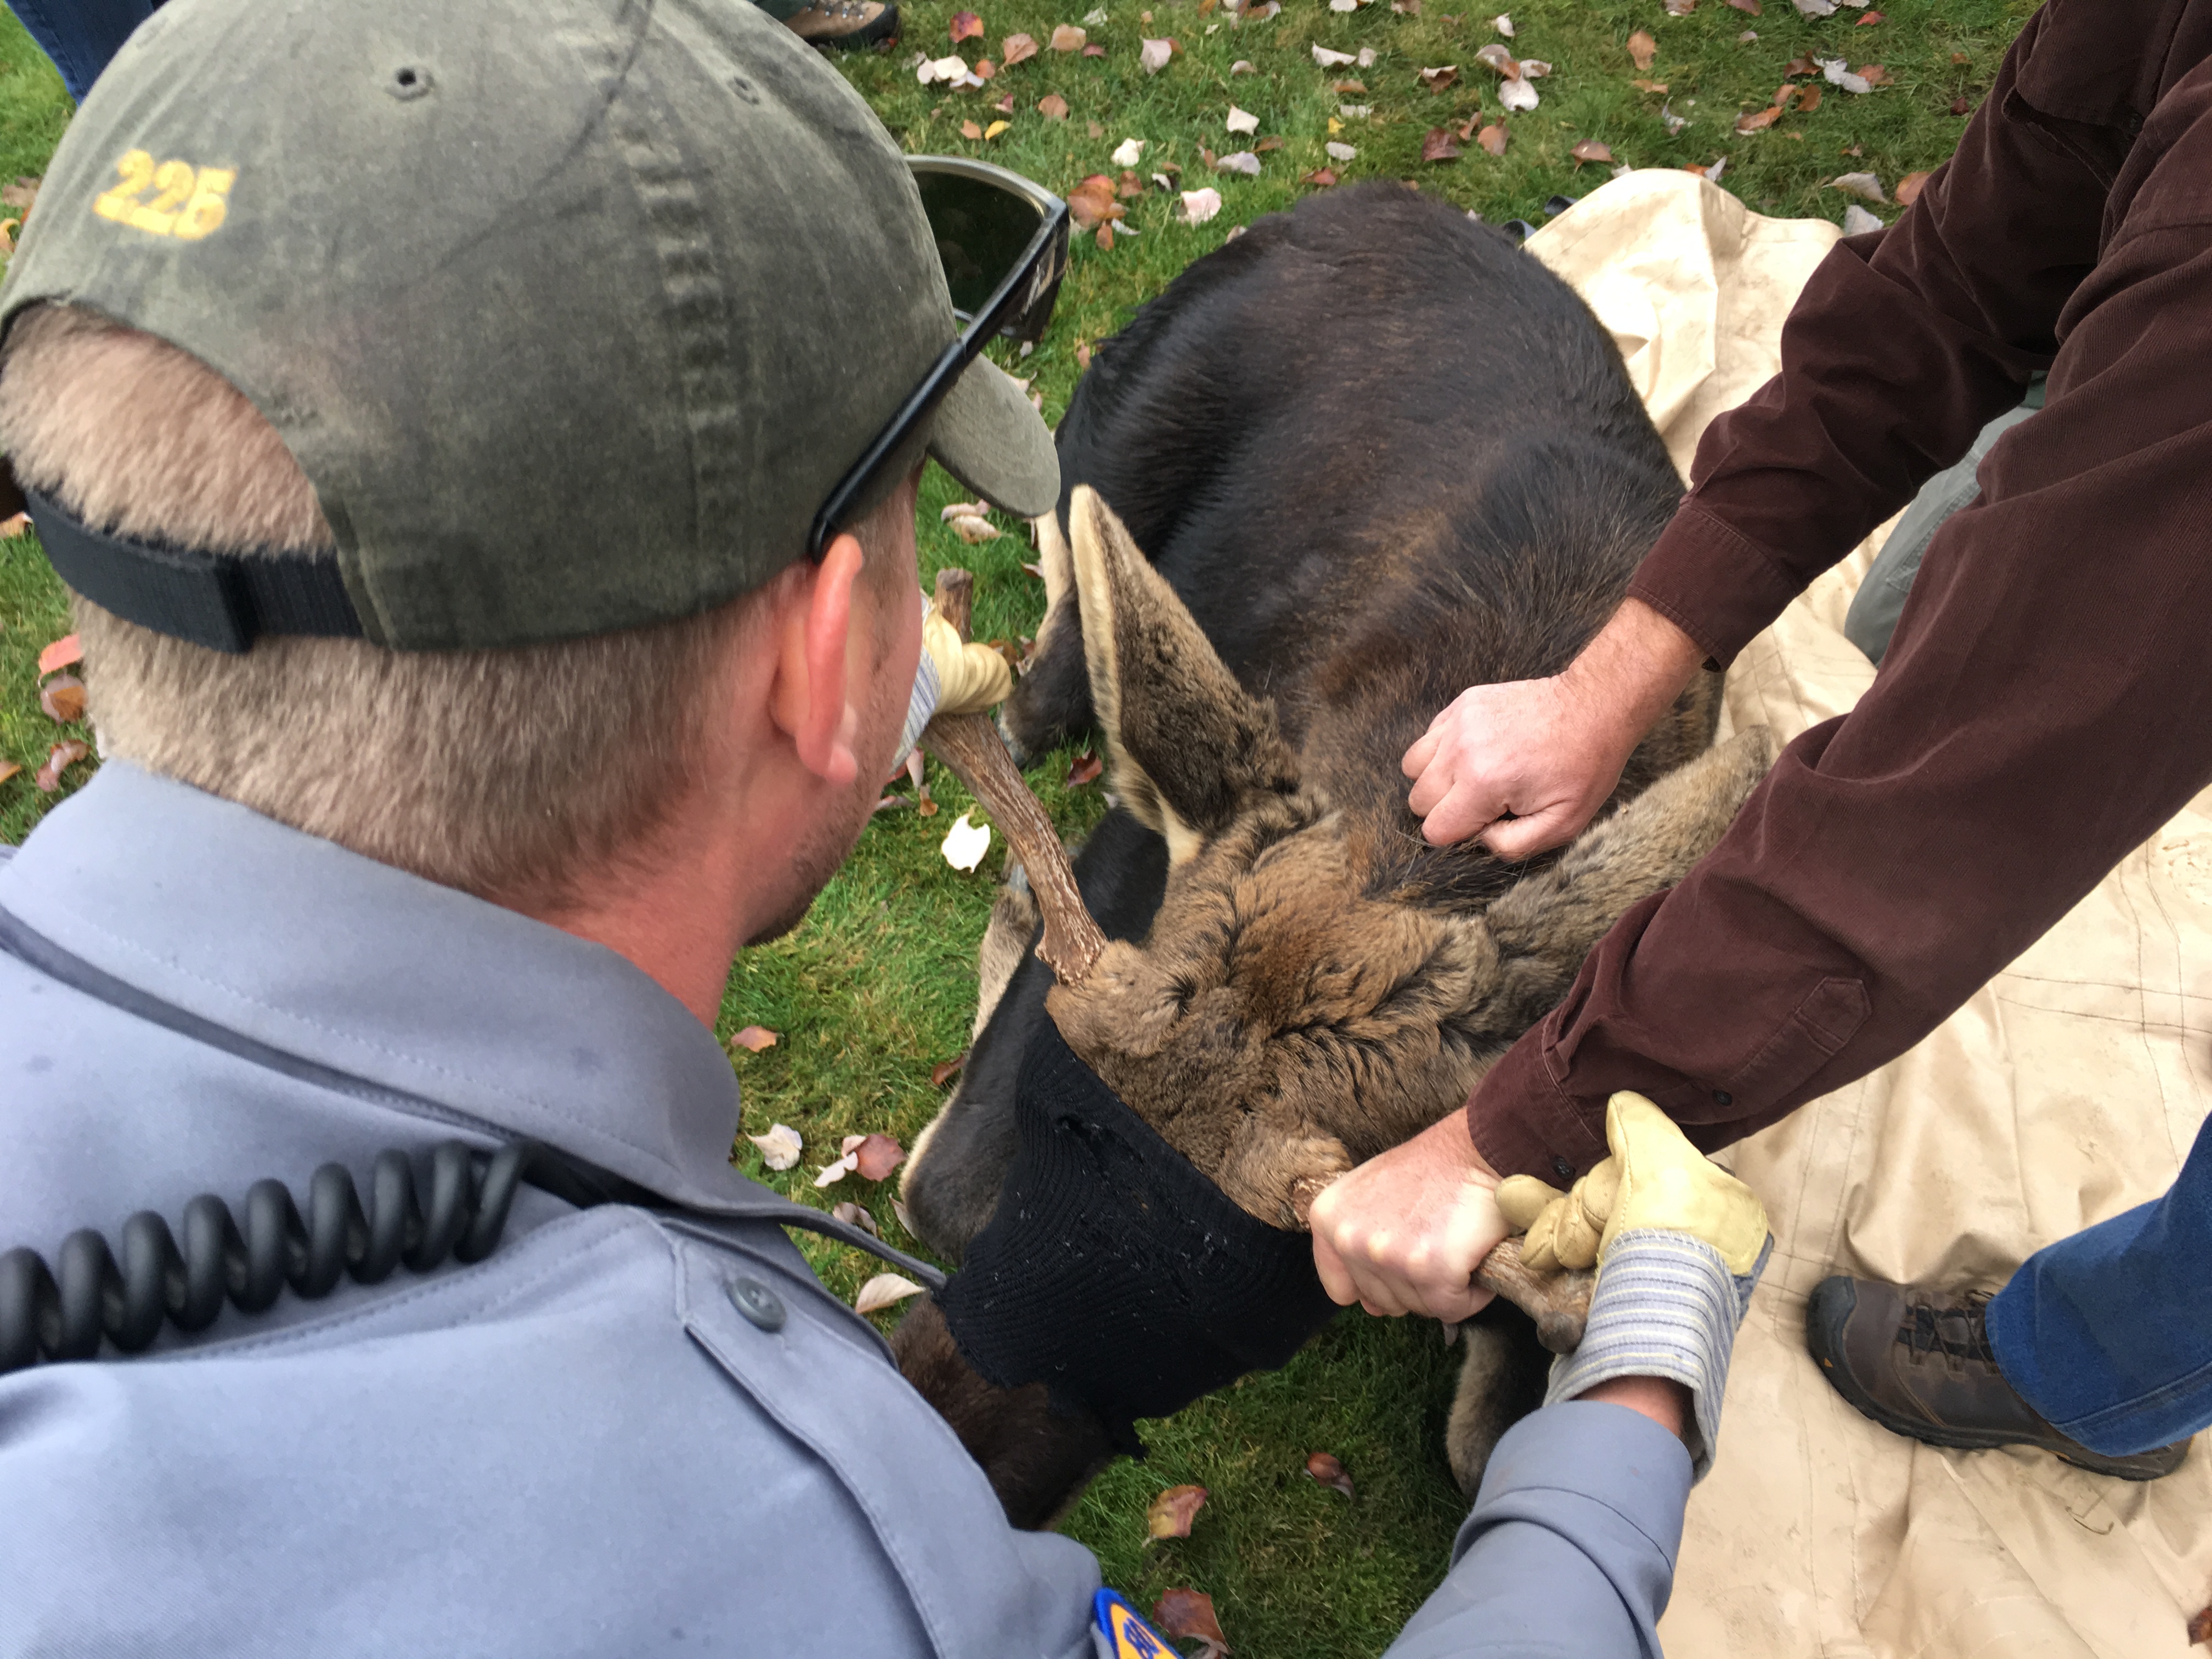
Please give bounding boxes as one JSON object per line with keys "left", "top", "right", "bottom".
{"left": 1444, "top": 1303, "right": 1554, "bottom": 1498}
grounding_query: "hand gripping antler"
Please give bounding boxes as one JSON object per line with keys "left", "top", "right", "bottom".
{"left": 916, "top": 567, "right": 1588, "bottom": 1350}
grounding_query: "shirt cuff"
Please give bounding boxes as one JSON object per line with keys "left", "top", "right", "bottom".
{"left": 1627, "top": 499, "right": 1809, "bottom": 672}
{"left": 1465, "top": 1022, "right": 1612, "bottom": 1185}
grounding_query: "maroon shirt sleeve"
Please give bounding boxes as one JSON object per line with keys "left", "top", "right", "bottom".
{"left": 1468, "top": 2, "right": 2212, "bottom": 1181}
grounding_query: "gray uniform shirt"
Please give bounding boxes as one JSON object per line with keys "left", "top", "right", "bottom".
{"left": 0, "top": 764, "right": 1692, "bottom": 1658}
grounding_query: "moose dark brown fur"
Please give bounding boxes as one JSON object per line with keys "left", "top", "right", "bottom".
{"left": 895, "top": 184, "right": 1771, "bottom": 1526}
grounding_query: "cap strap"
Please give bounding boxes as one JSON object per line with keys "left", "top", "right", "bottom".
{"left": 22, "top": 485, "right": 364, "bottom": 655}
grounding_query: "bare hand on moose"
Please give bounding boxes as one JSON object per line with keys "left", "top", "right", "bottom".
{"left": 1403, "top": 597, "right": 1709, "bottom": 857}
{"left": 1309, "top": 1113, "right": 1510, "bottom": 1324}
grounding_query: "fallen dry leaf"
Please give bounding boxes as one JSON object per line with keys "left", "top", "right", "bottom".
{"left": 1002, "top": 30, "right": 1038, "bottom": 64}
{"left": 942, "top": 810, "right": 992, "bottom": 872}
{"left": 831, "top": 1200, "right": 881, "bottom": 1238}
{"left": 1226, "top": 104, "right": 1259, "bottom": 134}
{"left": 1830, "top": 169, "right": 1887, "bottom": 202}
{"left": 1146, "top": 1483, "right": 1209, "bottom": 1539}
{"left": 0, "top": 511, "right": 27, "bottom": 539}
{"left": 1180, "top": 185, "right": 1222, "bottom": 224}
{"left": 975, "top": 58, "right": 997, "bottom": 78}
{"left": 1571, "top": 139, "right": 1615, "bottom": 165}
{"left": 814, "top": 1152, "right": 858, "bottom": 1188}
{"left": 1112, "top": 136, "right": 1145, "bottom": 166}
{"left": 855, "top": 1273, "right": 927, "bottom": 1315}
{"left": 747, "top": 1122, "right": 803, "bottom": 1170}
{"left": 1857, "top": 63, "right": 1891, "bottom": 84}
{"left": 1049, "top": 22, "right": 1086, "bottom": 49}
{"left": 1784, "top": 54, "right": 1817, "bottom": 76}
{"left": 37, "top": 634, "right": 81, "bottom": 675}
{"left": 1474, "top": 42, "right": 1518, "bottom": 76}
{"left": 1951, "top": 93, "right": 1972, "bottom": 115}
{"left": 985, "top": 119, "right": 1010, "bottom": 139}
{"left": 1215, "top": 150, "right": 1261, "bottom": 176}
{"left": 1, "top": 176, "right": 37, "bottom": 214}
{"left": 1664, "top": 0, "right": 1694, "bottom": 11}
{"left": 0, "top": 760, "right": 18, "bottom": 786}
{"left": 1631, "top": 78, "right": 1668, "bottom": 92}
{"left": 1154, "top": 1589, "right": 1229, "bottom": 1655}
{"left": 1312, "top": 44, "right": 1356, "bottom": 67}
{"left": 1419, "top": 64, "right": 1459, "bottom": 92}
{"left": 854, "top": 1133, "right": 906, "bottom": 1182}
{"left": 1517, "top": 58, "right": 1551, "bottom": 77}
{"left": 1307, "top": 1451, "right": 1356, "bottom": 1496}
{"left": 1141, "top": 36, "right": 1173, "bottom": 73}
{"left": 38, "top": 674, "right": 84, "bottom": 724}
{"left": 1627, "top": 29, "right": 1657, "bottom": 71}
{"left": 1858, "top": 7, "right": 1883, "bottom": 20}
{"left": 1736, "top": 105, "right": 1781, "bottom": 133}
{"left": 1324, "top": 139, "right": 1357, "bottom": 161}
{"left": 1477, "top": 122, "right": 1509, "bottom": 156}
{"left": 1334, "top": 78, "right": 1367, "bottom": 92}
{"left": 1038, "top": 91, "right": 1070, "bottom": 120}
{"left": 1842, "top": 201, "right": 1883, "bottom": 234}
{"left": 951, "top": 9, "right": 984, "bottom": 41}
{"left": 731, "top": 1025, "right": 780, "bottom": 1053}
{"left": 1494, "top": 10, "right": 1514, "bottom": 34}
{"left": 2187, "top": 1605, "right": 2212, "bottom": 1646}
{"left": 1068, "top": 749, "right": 1104, "bottom": 786}
{"left": 1796, "top": 82, "right": 1822, "bottom": 111}
{"left": 1728, "top": 0, "right": 1759, "bottom": 12}
{"left": 1498, "top": 76, "right": 1537, "bottom": 111}
{"left": 1302, "top": 166, "right": 1339, "bottom": 186}
{"left": 961, "top": 119, "right": 983, "bottom": 139}
{"left": 931, "top": 1052, "right": 969, "bottom": 1088}
{"left": 1084, "top": 42, "right": 1105, "bottom": 57}
{"left": 1421, "top": 127, "right": 1463, "bottom": 162}
{"left": 995, "top": 92, "right": 1017, "bottom": 112}
{"left": 1895, "top": 168, "right": 1931, "bottom": 205}
{"left": 1818, "top": 57, "right": 1870, "bottom": 94}
{"left": 1066, "top": 172, "right": 1124, "bottom": 228}
{"left": 33, "top": 739, "right": 88, "bottom": 794}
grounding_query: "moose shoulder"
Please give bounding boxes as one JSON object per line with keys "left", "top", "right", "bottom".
{"left": 897, "top": 183, "right": 1773, "bottom": 1525}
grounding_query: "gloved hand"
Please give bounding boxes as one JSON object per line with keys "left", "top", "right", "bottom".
{"left": 893, "top": 595, "right": 1017, "bottom": 769}
{"left": 1496, "top": 1092, "right": 1768, "bottom": 1277}
{"left": 1497, "top": 1092, "right": 1773, "bottom": 1480}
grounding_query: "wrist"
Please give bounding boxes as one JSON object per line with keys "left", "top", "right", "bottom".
{"left": 1574, "top": 1374, "right": 1691, "bottom": 1439}
{"left": 1561, "top": 598, "right": 1704, "bottom": 744}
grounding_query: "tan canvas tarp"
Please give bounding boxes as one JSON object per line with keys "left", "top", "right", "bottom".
{"left": 1525, "top": 171, "right": 2212, "bottom": 1657}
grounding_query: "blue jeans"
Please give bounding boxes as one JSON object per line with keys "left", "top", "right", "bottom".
{"left": 1987, "top": 1111, "right": 2212, "bottom": 1454}
{"left": 4, "top": 0, "right": 156, "bottom": 103}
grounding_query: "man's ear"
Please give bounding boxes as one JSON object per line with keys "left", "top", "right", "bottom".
{"left": 768, "top": 533, "right": 866, "bottom": 787}
{"left": 1069, "top": 485, "right": 1300, "bottom": 862}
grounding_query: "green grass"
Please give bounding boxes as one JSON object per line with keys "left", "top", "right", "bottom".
{"left": 0, "top": 2, "right": 2033, "bottom": 1650}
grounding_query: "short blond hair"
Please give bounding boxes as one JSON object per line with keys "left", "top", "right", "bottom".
{"left": 0, "top": 303, "right": 903, "bottom": 906}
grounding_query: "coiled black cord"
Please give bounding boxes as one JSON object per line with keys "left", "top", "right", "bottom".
{"left": 0, "top": 1140, "right": 534, "bottom": 1376}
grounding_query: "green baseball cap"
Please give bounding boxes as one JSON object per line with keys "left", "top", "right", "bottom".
{"left": 0, "top": 0, "right": 1059, "bottom": 650}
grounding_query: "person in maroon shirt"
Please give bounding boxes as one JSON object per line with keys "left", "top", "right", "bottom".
{"left": 1310, "top": 0, "right": 2212, "bottom": 1481}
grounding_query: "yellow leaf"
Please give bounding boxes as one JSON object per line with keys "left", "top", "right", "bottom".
{"left": 985, "top": 119, "right": 1009, "bottom": 138}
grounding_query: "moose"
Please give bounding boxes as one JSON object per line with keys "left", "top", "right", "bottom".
{"left": 893, "top": 183, "right": 1773, "bottom": 1528}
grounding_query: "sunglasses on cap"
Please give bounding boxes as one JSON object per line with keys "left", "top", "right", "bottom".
{"left": 805, "top": 156, "right": 1070, "bottom": 560}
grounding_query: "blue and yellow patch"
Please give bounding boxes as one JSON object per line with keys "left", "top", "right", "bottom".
{"left": 1093, "top": 1589, "right": 1183, "bottom": 1658}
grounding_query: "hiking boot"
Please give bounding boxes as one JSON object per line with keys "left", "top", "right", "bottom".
{"left": 1805, "top": 1275, "right": 2191, "bottom": 1482}
{"left": 782, "top": 0, "right": 899, "bottom": 49}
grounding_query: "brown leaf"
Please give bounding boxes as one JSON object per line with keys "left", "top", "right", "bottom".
{"left": 0, "top": 760, "right": 18, "bottom": 786}
{"left": 1146, "top": 1483, "right": 1209, "bottom": 1539}
{"left": 1117, "top": 169, "right": 1145, "bottom": 198}
{"left": 1421, "top": 127, "right": 1463, "bottom": 162}
{"left": 854, "top": 1133, "right": 906, "bottom": 1181}
{"left": 730, "top": 1025, "right": 780, "bottom": 1053}
{"left": 1951, "top": 93, "right": 1972, "bottom": 116}
{"left": 33, "top": 739, "right": 88, "bottom": 793}
{"left": 854, "top": 1272, "right": 926, "bottom": 1314}
{"left": 1663, "top": 0, "right": 1694, "bottom": 12}
{"left": 0, "top": 511, "right": 25, "bottom": 540}
{"left": 1255, "top": 135, "right": 1284, "bottom": 151}
{"left": 1084, "top": 43, "right": 1106, "bottom": 57}
{"left": 1477, "top": 122, "right": 1508, "bottom": 156}
{"left": 930, "top": 1052, "right": 968, "bottom": 1088}
{"left": 1571, "top": 139, "right": 1614, "bottom": 165}
{"left": 1630, "top": 79, "right": 1668, "bottom": 93}
{"left": 1038, "top": 91, "right": 1070, "bottom": 120}
{"left": 1065, "top": 173, "right": 1123, "bottom": 229}
{"left": 1796, "top": 83, "right": 1822, "bottom": 111}
{"left": 961, "top": 119, "right": 983, "bottom": 139}
{"left": 0, "top": 175, "right": 37, "bottom": 213}
{"left": 996, "top": 92, "right": 1016, "bottom": 112}
{"left": 1858, "top": 8, "right": 1883, "bottom": 21}
{"left": 1001, "top": 31, "right": 1038, "bottom": 64}
{"left": 1048, "top": 23, "right": 1086, "bottom": 50}
{"left": 1857, "top": 64, "right": 1890, "bottom": 84}
{"left": 1073, "top": 341, "right": 1094, "bottom": 371}
{"left": 37, "top": 634, "right": 81, "bottom": 675}
{"left": 1068, "top": 749, "right": 1103, "bottom": 786}
{"left": 1306, "top": 1451, "right": 1356, "bottom": 1496}
{"left": 950, "top": 9, "right": 984, "bottom": 42}
{"left": 2187, "top": 1605, "right": 2212, "bottom": 1646}
{"left": 1419, "top": 65, "right": 1459, "bottom": 92}
{"left": 831, "top": 1200, "right": 881, "bottom": 1238}
{"left": 1735, "top": 105, "right": 1780, "bottom": 133}
{"left": 1626, "top": 30, "right": 1656, "bottom": 71}
{"left": 1154, "top": 1589, "right": 1229, "bottom": 1653}
{"left": 38, "top": 673, "right": 84, "bottom": 724}
{"left": 1333, "top": 78, "right": 1368, "bottom": 93}
{"left": 1895, "top": 169, "right": 1931, "bottom": 206}
{"left": 1302, "top": 167, "right": 1339, "bottom": 187}
{"left": 1783, "top": 55, "right": 1816, "bottom": 77}
{"left": 1726, "top": 0, "right": 1758, "bottom": 12}
{"left": 1474, "top": 42, "right": 1519, "bottom": 77}
{"left": 974, "top": 58, "right": 996, "bottom": 78}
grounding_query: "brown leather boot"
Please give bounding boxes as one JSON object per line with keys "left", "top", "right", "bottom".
{"left": 781, "top": 0, "right": 899, "bottom": 49}
{"left": 1805, "top": 1276, "right": 2190, "bottom": 1481}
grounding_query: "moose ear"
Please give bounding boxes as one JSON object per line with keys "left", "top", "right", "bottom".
{"left": 1068, "top": 486, "right": 1300, "bottom": 861}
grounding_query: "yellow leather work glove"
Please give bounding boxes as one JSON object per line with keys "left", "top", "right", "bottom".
{"left": 1494, "top": 1092, "right": 1768, "bottom": 1276}
{"left": 922, "top": 603, "right": 1014, "bottom": 716}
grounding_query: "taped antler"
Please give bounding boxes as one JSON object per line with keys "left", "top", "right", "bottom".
{"left": 919, "top": 568, "right": 1107, "bottom": 988}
